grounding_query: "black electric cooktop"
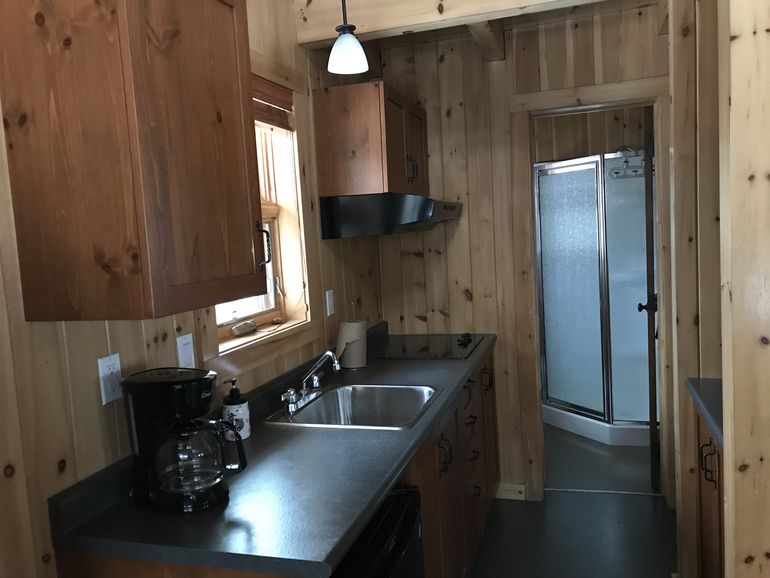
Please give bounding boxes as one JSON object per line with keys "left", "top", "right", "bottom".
{"left": 378, "top": 334, "right": 483, "bottom": 360}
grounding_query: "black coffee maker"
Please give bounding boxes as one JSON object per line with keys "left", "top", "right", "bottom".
{"left": 122, "top": 368, "right": 247, "bottom": 513}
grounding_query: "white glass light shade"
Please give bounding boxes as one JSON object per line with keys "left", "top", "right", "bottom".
{"left": 327, "top": 32, "right": 369, "bottom": 75}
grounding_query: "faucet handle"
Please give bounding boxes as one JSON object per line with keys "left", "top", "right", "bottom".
{"left": 310, "top": 374, "right": 321, "bottom": 389}
{"left": 281, "top": 388, "right": 299, "bottom": 404}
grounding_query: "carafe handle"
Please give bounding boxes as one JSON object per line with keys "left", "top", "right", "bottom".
{"left": 206, "top": 419, "right": 248, "bottom": 475}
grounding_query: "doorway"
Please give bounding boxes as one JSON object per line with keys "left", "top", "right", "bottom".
{"left": 533, "top": 111, "right": 660, "bottom": 493}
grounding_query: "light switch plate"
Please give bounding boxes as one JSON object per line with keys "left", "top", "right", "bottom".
{"left": 176, "top": 333, "right": 196, "bottom": 368}
{"left": 325, "top": 289, "right": 335, "bottom": 317}
{"left": 97, "top": 353, "right": 123, "bottom": 406}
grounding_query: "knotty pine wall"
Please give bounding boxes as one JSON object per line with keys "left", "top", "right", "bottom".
{"left": 0, "top": 1, "right": 380, "bottom": 577}
{"left": 532, "top": 105, "right": 649, "bottom": 163}
{"left": 373, "top": 1, "right": 668, "bottom": 501}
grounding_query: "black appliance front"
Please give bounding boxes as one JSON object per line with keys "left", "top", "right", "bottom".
{"left": 332, "top": 486, "right": 424, "bottom": 578}
{"left": 121, "top": 368, "right": 246, "bottom": 513}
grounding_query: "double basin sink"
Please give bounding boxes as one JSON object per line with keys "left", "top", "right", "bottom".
{"left": 268, "top": 384, "right": 441, "bottom": 430}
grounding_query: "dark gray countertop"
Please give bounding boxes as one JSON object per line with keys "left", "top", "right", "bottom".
{"left": 685, "top": 377, "right": 723, "bottom": 447}
{"left": 51, "top": 331, "right": 496, "bottom": 578}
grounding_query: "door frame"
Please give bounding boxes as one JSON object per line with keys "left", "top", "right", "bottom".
{"left": 508, "top": 87, "right": 674, "bottom": 507}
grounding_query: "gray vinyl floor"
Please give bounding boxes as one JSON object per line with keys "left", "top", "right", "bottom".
{"left": 544, "top": 425, "right": 653, "bottom": 493}
{"left": 470, "top": 492, "right": 677, "bottom": 578}
{"left": 469, "top": 425, "right": 676, "bottom": 578}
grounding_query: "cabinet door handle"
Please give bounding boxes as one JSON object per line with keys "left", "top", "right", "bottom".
{"left": 256, "top": 222, "right": 272, "bottom": 271}
{"left": 465, "top": 415, "right": 477, "bottom": 440}
{"left": 463, "top": 381, "right": 474, "bottom": 409}
{"left": 437, "top": 440, "right": 450, "bottom": 475}
{"left": 701, "top": 437, "right": 718, "bottom": 488}
{"left": 482, "top": 368, "right": 494, "bottom": 392}
{"left": 471, "top": 485, "right": 482, "bottom": 497}
{"left": 699, "top": 441, "right": 710, "bottom": 472}
{"left": 468, "top": 450, "right": 480, "bottom": 463}
{"left": 439, "top": 433, "right": 453, "bottom": 470}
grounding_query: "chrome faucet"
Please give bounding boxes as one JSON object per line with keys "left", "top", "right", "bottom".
{"left": 301, "top": 350, "right": 341, "bottom": 394}
{"left": 281, "top": 350, "right": 341, "bottom": 417}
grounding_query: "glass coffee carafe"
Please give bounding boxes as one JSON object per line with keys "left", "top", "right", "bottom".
{"left": 153, "top": 419, "right": 246, "bottom": 513}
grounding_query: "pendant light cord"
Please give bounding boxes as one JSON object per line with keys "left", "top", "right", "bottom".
{"left": 341, "top": 0, "right": 348, "bottom": 26}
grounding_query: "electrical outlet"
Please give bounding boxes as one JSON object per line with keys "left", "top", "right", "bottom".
{"left": 176, "top": 333, "right": 196, "bottom": 368}
{"left": 325, "top": 289, "right": 335, "bottom": 317}
{"left": 98, "top": 353, "right": 123, "bottom": 406}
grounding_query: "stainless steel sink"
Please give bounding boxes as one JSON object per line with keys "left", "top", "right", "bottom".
{"left": 268, "top": 384, "right": 441, "bottom": 430}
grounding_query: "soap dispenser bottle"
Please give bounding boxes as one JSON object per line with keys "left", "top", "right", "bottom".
{"left": 222, "top": 378, "right": 250, "bottom": 441}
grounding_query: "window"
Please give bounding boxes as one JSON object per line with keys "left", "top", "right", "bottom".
{"left": 215, "top": 78, "right": 308, "bottom": 350}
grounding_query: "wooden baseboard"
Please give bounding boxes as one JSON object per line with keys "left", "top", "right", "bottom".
{"left": 495, "top": 482, "right": 526, "bottom": 501}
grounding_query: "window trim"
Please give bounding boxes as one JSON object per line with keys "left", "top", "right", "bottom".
{"left": 216, "top": 218, "right": 285, "bottom": 342}
{"left": 213, "top": 75, "right": 310, "bottom": 355}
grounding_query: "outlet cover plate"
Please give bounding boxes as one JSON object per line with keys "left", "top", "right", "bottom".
{"left": 98, "top": 353, "right": 123, "bottom": 405}
{"left": 176, "top": 333, "right": 196, "bottom": 368}
{"left": 325, "top": 289, "right": 335, "bottom": 317}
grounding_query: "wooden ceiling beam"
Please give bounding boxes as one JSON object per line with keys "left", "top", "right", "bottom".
{"left": 295, "top": 0, "right": 606, "bottom": 47}
{"left": 467, "top": 20, "right": 506, "bottom": 61}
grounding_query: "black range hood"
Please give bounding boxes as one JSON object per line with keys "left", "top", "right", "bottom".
{"left": 320, "top": 193, "right": 462, "bottom": 240}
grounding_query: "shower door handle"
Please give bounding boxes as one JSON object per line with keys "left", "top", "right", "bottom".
{"left": 637, "top": 293, "right": 658, "bottom": 314}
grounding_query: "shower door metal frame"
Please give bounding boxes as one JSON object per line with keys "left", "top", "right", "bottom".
{"left": 533, "top": 155, "right": 613, "bottom": 423}
{"left": 535, "top": 151, "right": 654, "bottom": 426}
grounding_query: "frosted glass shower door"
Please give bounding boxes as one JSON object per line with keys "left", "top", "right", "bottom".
{"left": 605, "top": 154, "right": 651, "bottom": 422}
{"left": 536, "top": 159, "right": 606, "bottom": 417}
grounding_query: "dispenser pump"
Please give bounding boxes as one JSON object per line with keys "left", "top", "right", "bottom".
{"left": 222, "top": 378, "right": 251, "bottom": 440}
{"left": 223, "top": 378, "right": 241, "bottom": 405}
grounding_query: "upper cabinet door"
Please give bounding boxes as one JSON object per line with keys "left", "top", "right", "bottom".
{"left": 313, "top": 81, "right": 430, "bottom": 199}
{"left": 384, "top": 87, "right": 429, "bottom": 197}
{"left": 405, "top": 109, "right": 428, "bottom": 196}
{"left": 122, "top": 0, "right": 265, "bottom": 316}
{"left": 383, "top": 94, "right": 409, "bottom": 194}
{"left": 0, "top": 0, "right": 146, "bottom": 320}
{"left": 314, "top": 81, "right": 386, "bottom": 197}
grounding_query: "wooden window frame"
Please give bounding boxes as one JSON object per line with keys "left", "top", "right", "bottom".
{"left": 215, "top": 76, "right": 309, "bottom": 350}
{"left": 216, "top": 215, "right": 285, "bottom": 342}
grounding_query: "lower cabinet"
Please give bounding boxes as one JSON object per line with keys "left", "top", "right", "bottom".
{"left": 405, "top": 354, "right": 499, "bottom": 578}
{"left": 696, "top": 412, "right": 724, "bottom": 578}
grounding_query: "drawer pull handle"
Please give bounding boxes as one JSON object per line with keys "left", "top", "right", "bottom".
{"left": 471, "top": 485, "right": 482, "bottom": 497}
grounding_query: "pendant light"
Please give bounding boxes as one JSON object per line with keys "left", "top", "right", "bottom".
{"left": 327, "top": 0, "right": 369, "bottom": 75}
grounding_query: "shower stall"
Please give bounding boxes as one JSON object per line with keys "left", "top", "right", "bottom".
{"left": 534, "top": 151, "right": 658, "bottom": 453}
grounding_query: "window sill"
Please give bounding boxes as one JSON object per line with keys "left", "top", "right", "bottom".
{"left": 204, "top": 318, "right": 323, "bottom": 380}
{"left": 218, "top": 318, "right": 307, "bottom": 354}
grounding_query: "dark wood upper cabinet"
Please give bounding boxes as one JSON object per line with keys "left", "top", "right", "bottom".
{"left": 0, "top": 0, "right": 265, "bottom": 321}
{"left": 314, "top": 81, "right": 429, "bottom": 198}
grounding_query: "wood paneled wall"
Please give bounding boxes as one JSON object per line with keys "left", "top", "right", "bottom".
{"left": 719, "top": 0, "right": 768, "bottom": 576}
{"left": 668, "top": 0, "right": 724, "bottom": 573}
{"left": 373, "top": 36, "right": 542, "bottom": 500}
{"left": 0, "top": 2, "right": 380, "bottom": 577}
{"left": 511, "top": 0, "right": 668, "bottom": 95}
{"left": 374, "top": 0, "right": 670, "bottom": 502}
{"left": 532, "top": 105, "right": 649, "bottom": 163}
